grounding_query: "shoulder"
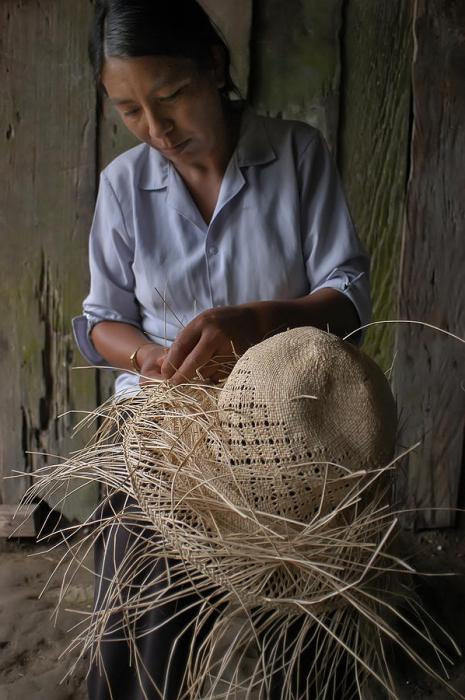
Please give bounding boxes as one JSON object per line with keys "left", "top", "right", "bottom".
{"left": 100, "top": 143, "right": 156, "bottom": 198}
{"left": 255, "top": 111, "right": 322, "bottom": 161}
{"left": 92, "top": 144, "right": 157, "bottom": 239}
{"left": 238, "top": 105, "right": 325, "bottom": 174}
{"left": 261, "top": 114, "right": 320, "bottom": 148}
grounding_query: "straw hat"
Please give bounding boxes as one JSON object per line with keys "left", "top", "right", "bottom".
{"left": 125, "top": 327, "right": 397, "bottom": 614}
{"left": 24, "top": 326, "right": 462, "bottom": 699}
{"left": 217, "top": 325, "right": 396, "bottom": 473}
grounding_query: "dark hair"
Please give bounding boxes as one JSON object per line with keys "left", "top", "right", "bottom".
{"left": 89, "top": 0, "right": 238, "bottom": 97}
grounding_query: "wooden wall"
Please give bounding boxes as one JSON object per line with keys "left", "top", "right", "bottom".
{"left": 339, "top": 1, "right": 412, "bottom": 370}
{"left": 1, "top": 1, "right": 98, "bottom": 521}
{"left": 392, "top": 0, "right": 465, "bottom": 528}
{"left": 2, "top": 0, "right": 464, "bottom": 529}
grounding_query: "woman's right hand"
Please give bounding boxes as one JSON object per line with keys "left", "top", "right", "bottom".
{"left": 138, "top": 344, "right": 169, "bottom": 384}
{"left": 90, "top": 321, "right": 168, "bottom": 384}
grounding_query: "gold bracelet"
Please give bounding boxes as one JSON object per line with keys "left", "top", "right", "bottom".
{"left": 129, "top": 342, "right": 154, "bottom": 373}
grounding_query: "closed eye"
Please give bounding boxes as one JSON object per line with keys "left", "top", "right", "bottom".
{"left": 120, "top": 81, "right": 190, "bottom": 116}
{"left": 159, "top": 85, "right": 187, "bottom": 103}
{"left": 123, "top": 106, "right": 140, "bottom": 118}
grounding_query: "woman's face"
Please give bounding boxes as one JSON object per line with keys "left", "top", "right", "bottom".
{"left": 102, "top": 54, "right": 228, "bottom": 164}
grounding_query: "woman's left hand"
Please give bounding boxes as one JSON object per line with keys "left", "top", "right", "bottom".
{"left": 159, "top": 289, "right": 360, "bottom": 385}
{"left": 160, "top": 305, "right": 260, "bottom": 384}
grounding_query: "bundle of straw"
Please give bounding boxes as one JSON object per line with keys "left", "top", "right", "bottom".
{"left": 22, "top": 327, "right": 463, "bottom": 699}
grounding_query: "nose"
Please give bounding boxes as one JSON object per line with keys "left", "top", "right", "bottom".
{"left": 146, "top": 107, "right": 174, "bottom": 144}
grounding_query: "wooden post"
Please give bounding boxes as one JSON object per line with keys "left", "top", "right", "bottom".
{"left": 199, "top": 0, "right": 253, "bottom": 97}
{"left": 249, "top": 0, "right": 343, "bottom": 150}
{"left": 0, "top": 506, "right": 36, "bottom": 539}
{"left": 0, "top": 1, "right": 99, "bottom": 521}
{"left": 393, "top": 0, "right": 465, "bottom": 528}
{"left": 338, "top": 1, "right": 413, "bottom": 369}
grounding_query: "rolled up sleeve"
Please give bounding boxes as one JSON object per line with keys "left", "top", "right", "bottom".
{"left": 299, "top": 132, "right": 371, "bottom": 340}
{"left": 73, "top": 173, "right": 141, "bottom": 365}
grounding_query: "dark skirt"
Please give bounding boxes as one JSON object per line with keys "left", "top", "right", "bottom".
{"left": 87, "top": 490, "right": 221, "bottom": 700}
{"left": 86, "top": 491, "right": 354, "bottom": 700}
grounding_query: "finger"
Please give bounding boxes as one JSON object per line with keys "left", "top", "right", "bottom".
{"left": 140, "top": 353, "right": 167, "bottom": 375}
{"left": 139, "top": 369, "right": 163, "bottom": 386}
{"left": 139, "top": 376, "right": 161, "bottom": 386}
{"left": 161, "top": 325, "right": 201, "bottom": 379}
{"left": 192, "top": 356, "right": 234, "bottom": 381}
{"left": 154, "top": 347, "right": 169, "bottom": 371}
{"left": 164, "top": 343, "right": 238, "bottom": 384}
{"left": 167, "top": 335, "right": 217, "bottom": 385}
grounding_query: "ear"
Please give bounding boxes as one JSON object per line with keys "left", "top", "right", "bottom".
{"left": 210, "top": 44, "right": 227, "bottom": 89}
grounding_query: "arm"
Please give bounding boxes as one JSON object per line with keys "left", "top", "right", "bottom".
{"left": 74, "top": 173, "right": 167, "bottom": 383}
{"left": 159, "top": 288, "right": 359, "bottom": 385}
{"left": 297, "top": 131, "right": 371, "bottom": 336}
{"left": 249, "top": 287, "right": 360, "bottom": 342}
{"left": 90, "top": 321, "right": 167, "bottom": 379}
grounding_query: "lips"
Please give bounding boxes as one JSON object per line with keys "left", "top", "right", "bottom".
{"left": 161, "top": 139, "right": 189, "bottom": 154}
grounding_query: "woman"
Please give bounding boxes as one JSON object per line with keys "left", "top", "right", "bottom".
{"left": 73, "top": 1, "right": 371, "bottom": 697}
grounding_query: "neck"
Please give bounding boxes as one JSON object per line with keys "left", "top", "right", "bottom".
{"left": 180, "top": 100, "right": 242, "bottom": 180}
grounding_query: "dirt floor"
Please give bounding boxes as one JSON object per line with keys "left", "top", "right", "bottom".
{"left": 383, "top": 528, "right": 465, "bottom": 699}
{"left": 1, "top": 528, "right": 465, "bottom": 699}
{"left": 0, "top": 535, "right": 92, "bottom": 700}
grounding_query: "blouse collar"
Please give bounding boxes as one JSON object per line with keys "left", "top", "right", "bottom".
{"left": 138, "top": 103, "right": 276, "bottom": 191}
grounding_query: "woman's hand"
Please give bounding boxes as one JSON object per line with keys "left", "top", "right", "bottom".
{"left": 160, "top": 305, "right": 259, "bottom": 385}
{"left": 159, "top": 290, "right": 361, "bottom": 386}
{"left": 138, "top": 344, "right": 169, "bottom": 385}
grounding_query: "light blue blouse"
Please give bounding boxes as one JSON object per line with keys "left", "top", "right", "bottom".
{"left": 73, "top": 105, "right": 371, "bottom": 395}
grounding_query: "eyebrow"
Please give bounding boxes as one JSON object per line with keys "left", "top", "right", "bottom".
{"left": 110, "top": 76, "right": 188, "bottom": 106}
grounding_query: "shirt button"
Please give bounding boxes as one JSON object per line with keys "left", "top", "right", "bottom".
{"left": 208, "top": 245, "right": 218, "bottom": 256}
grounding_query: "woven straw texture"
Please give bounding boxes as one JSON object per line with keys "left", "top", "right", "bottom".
{"left": 126, "top": 328, "right": 397, "bottom": 613}
{"left": 21, "top": 327, "right": 463, "bottom": 700}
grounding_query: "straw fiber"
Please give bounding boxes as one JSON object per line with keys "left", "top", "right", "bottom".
{"left": 21, "top": 327, "right": 463, "bottom": 700}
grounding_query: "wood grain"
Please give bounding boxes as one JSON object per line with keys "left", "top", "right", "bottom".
{"left": 199, "top": 0, "right": 252, "bottom": 96}
{"left": 249, "top": 0, "right": 343, "bottom": 150}
{"left": 393, "top": 0, "right": 465, "bottom": 528}
{"left": 0, "top": 1, "right": 99, "bottom": 520}
{"left": 338, "top": 1, "right": 413, "bottom": 369}
{"left": 0, "top": 506, "right": 36, "bottom": 539}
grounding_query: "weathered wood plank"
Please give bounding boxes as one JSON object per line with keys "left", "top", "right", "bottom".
{"left": 338, "top": 1, "right": 413, "bottom": 369}
{"left": 199, "top": 0, "right": 252, "bottom": 96}
{"left": 0, "top": 506, "right": 36, "bottom": 539}
{"left": 393, "top": 0, "right": 465, "bottom": 528}
{"left": 249, "top": 0, "right": 343, "bottom": 150}
{"left": 0, "top": 1, "right": 99, "bottom": 521}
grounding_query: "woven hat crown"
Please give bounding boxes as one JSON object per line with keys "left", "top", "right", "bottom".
{"left": 126, "top": 327, "right": 398, "bottom": 611}
{"left": 217, "top": 327, "right": 397, "bottom": 475}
